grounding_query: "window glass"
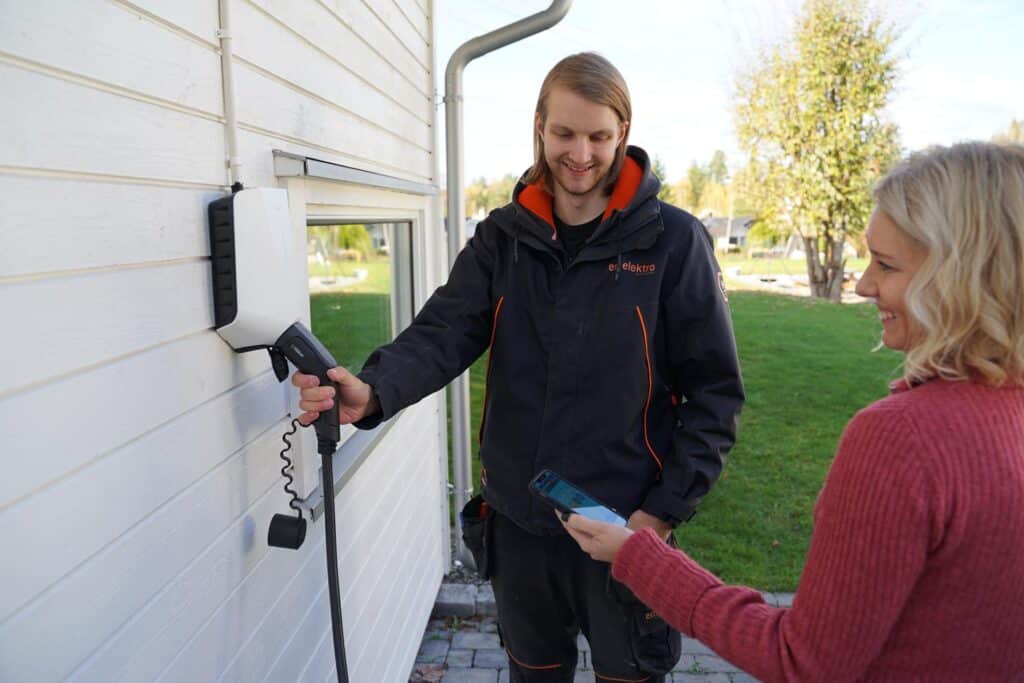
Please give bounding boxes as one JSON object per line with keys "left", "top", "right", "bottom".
{"left": 307, "top": 221, "right": 413, "bottom": 372}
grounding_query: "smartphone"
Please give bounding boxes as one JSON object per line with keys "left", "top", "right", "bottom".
{"left": 528, "top": 469, "right": 628, "bottom": 526}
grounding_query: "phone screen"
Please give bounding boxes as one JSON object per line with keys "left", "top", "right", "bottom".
{"left": 540, "top": 475, "right": 627, "bottom": 526}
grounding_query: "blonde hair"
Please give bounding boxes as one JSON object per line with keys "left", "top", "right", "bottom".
{"left": 524, "top": 52, "right": 632, "bottom": 194}
{"left": 874, "top": 141, "right": 1024, "bottom": 386}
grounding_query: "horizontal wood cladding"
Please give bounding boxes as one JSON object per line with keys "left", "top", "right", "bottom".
{"left": 0, "top": 0, "right": 222, "bottom": 115}
{"left": 0, "top": 261, "right": 214, "bottom": 398}
{"left": 246, "top": 0, "right": 431, "bottom": 104}
{"left": 0, "top": 176, "right": 221, "bottom": 279}
{"left": 0, "top": 334, "right": 267, "bottom": 510}
{"left": 0, "top": 0, "right": 444, "bottom": 680}
{"left": 0, "top": 370, "right": 286, "bottom": 624}
{"left": 317, "top": 0, "right": 431, "bottom": 85}
{"left": 0, "top": 409, "right": 290, "bottom": 681}
{"left": 232, "top": 60, "right": 432, "bottom": 179}
{"left": 0, "top": 62, "right": 226, "bottom": 185}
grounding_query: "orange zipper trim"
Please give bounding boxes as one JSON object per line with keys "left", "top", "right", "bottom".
{"left": 505, "top": 648, "right": 563, "bottom": 670}
{"left": 478, "top": 296, "right": 505, "bottom": 444}
{"left": 635, "top": 306, "right": 663, "bottom": 470}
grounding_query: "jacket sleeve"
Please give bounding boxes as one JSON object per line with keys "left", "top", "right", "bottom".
{"left": 353, "top": 221, "right": 499, "bottom": 429}
{"left": 641, "top": 216, "right": 744, "bottom": 524}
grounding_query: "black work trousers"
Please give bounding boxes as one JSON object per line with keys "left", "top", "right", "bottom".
{"left": 489, "top": 512, "right": 681, "bottom": 682}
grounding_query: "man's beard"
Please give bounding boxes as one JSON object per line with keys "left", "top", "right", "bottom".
{"left": 552, "top": 163, "right": 609, "bottom": 198}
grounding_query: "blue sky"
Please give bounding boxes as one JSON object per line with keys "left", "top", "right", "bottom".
{"left": 434, "top": 0, "right": 1024, "bottom": 184}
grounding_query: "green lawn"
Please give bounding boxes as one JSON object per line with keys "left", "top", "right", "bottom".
{"left": 309, "top": 257, "right": 393, "bottom": 369}
{"left": 312, "top": 283, "right": 902, "bottom": 591}
{"left": 681, "top": 291, "right": 901, "bottom": 589}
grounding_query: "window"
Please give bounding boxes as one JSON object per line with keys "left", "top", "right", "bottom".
{"left": 306, "top": 220, "right": 414, "bottom": 372}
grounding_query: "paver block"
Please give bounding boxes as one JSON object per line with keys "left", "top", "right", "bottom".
{"left": 452, "top": 630, "right": 502, "bottom": 650}
{"left": 760, "top": 591, "right": 795, "bottom": 608}
{"left": 441, "top": 668, "right": 497, "bottom": 683}
{"left": 672, "top": 673, "right": 731, "bottom": 682}
{"left": 730, "top": 672, "right": 761, "bottom": 682}
{"left": 679, "top": 637, "right": 716, "bottom": 656}
{"left": 416, "top": 637, "right": 450, "bottom": 663}
{"left": 446, "top": 649, "right": 473, "bottom": 668}
{"left": 434, "top": 584, "right": 478, "bottom": 618}
{"left": 498, "top": 669, "right": 509, "bottom": 683}
{"left": 576, "top": 633, "right": 591, "bottom": 652}
{"left": 474, "top": 648, "right": 509, "bottom": 669}
{"left": 671, "top": 654, "right": 697, "bottom": 672}
{"left": 476, "top": 584, "right": 497, "bottom": 616}
{"left": 693, "top": 655, "right": 741, "bottom": 673}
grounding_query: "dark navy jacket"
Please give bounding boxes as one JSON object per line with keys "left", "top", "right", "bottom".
{"left": 357, "top": 146, "right": 744, "bottom": 533}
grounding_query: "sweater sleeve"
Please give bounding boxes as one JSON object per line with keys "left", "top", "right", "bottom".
{"left": 613, "top": 405, "right": 932, "bottom": 683}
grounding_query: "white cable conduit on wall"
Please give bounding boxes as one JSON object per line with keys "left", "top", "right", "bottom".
{"left": 217, "top": 0, "right": 241, "bottom": 188}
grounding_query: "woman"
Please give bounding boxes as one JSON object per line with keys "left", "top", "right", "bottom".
{"left": 562, "top": 142, "right": 1024, "bottom": 681}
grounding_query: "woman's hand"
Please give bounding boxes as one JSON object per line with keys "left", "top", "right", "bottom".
{"left": 559, "top": 512, "right": 635, "bottom": 563}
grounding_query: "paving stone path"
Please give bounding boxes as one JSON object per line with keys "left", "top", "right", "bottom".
{"left": 410, "top": 582, "right": 794, "bottom": 682}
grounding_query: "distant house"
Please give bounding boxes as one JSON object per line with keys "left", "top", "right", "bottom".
{"left": 703, "top": 215, "right": 757, "bottom": 250}
{"left": 2, "top": 3, "right": 448, "bottom": 682}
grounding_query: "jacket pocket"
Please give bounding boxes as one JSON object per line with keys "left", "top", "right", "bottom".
{"left": 459, "top": 494, "right": 495, "bottom": 579}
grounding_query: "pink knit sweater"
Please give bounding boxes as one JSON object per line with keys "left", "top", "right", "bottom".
{"left": 613, "top": 378, "right": 1024, "bottom": 682}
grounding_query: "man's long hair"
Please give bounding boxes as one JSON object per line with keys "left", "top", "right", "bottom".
{"left": 524, "top": 52, "right": 632, "bottom": 195}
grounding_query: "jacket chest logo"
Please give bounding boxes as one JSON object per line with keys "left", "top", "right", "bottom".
{"left": 609, "top": 260, "right": 657, "bottom": 275}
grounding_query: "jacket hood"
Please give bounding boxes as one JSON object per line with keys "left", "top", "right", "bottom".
{"left": 493, "top": 146, "right": 663, "bottom": 257}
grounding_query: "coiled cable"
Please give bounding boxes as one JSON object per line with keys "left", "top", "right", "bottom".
{"left": 278, "top": 418, "right": 309, "bottom": 519}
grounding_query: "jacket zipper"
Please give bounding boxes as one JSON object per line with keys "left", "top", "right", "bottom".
{"left": 635, "top": 306, "right": 663, "bottom": 469}
{"left": 478, "top": 296, "right": 505, "bottom": 444}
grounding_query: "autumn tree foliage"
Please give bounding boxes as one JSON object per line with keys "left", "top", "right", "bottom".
{"left": 735, "top": 0, "right": 901, "bottom": 300}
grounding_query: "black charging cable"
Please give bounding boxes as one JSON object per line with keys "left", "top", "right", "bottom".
{"left": 317, "top": 435, "right": 348, "bottom": 682}
{"left": 269, "top": 420, "right": 348, "bottom": 683}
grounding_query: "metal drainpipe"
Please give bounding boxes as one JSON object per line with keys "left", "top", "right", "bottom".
{"left": 444, "top": 0, "right": 573, "bottom": 565}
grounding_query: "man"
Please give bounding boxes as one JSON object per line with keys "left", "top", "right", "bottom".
{"left": 293, "top": 53, "right": 744, "bottom": 682}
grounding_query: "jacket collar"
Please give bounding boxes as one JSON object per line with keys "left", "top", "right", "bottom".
{"left": 516, "top": 152, "right": 648, "bottom": 232}
{"left": 489, "top": 146, "right": 663, "bottom": 261}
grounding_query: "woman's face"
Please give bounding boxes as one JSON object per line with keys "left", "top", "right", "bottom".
{"left": 855, "top": 209, "right": 929, "bottom": 351}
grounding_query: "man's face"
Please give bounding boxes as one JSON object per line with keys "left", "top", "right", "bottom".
{"left": 537, "top": 86, "right": 627, "bottom": 200}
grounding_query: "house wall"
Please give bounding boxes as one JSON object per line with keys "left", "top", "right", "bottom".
{"left": 0, "top": 1, "right": 446, "bottom": 681}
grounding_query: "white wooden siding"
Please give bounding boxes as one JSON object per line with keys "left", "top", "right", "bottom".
{"left": 0, "top": 177, "right": 221, "bottom": 278}
{"left": 0, "top": 0, "right": 445, "bottom": 680}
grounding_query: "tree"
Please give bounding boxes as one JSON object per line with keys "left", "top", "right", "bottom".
{"left": 686, "top": 161, "right": 709, "bottom": 210}
{"left": 735, "top": 0, "right": 901, "bottom": 300}
{"left": 651, "top": 155, "right": 677, "bottom": 204}
{"left": 708, "top": 150, "right": 729, "bottom": 184}
{"left": 993, "top": 118, "right": 1024, "bottom": 145}
{"left": 465, "top": 174, "right": 518, "bottom": 218}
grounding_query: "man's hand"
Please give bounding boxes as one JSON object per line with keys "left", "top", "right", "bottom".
{"left": 559, "top": 512, "right": 635, "bottom": 563}
{"left": 291, "top": 367, "right": 380, "bottom": 426}
{"left": 626, "top": 509, "right": 673, "bottom": 541}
